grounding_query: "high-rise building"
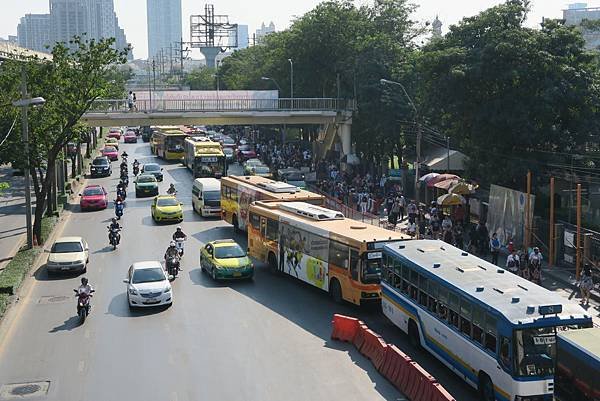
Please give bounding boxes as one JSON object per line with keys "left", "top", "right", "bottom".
{"left": 255, "top": 22, "right": 275, "bottom": 44}
{"left": 16, "top": 0, "right": 132, "bottom": 58}
{"left": 147, "top": 0, "right": 182, "bottom": 61}
{"left": 563, "top": 3, "right": 600, "bottom": 50}
{"left": 237, "top": 25, "right": 249, "bottom": 49}
{"left": 17, "top": 14, "right": 51, "bottom": 52}
{"left": 431, "top": 16, "right": 442, "bottom": 40}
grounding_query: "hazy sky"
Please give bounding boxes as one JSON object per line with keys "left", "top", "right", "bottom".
{"left": 2, "top": 0, "right": 597, "bottom": 59}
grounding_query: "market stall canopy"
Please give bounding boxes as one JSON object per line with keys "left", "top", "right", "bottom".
{"left": 433, "top": 178, "right": 461, "bottom": 190}
{"left": 427, "top": 173, "right": 460, "bottom": 188}
{"left": 422, "top": 148, "right": 467, "bottom": 171}
{"left": 448, "top": 182, "right": 478, "bottom": 195}
{"left": 419, "top": 172, "right": 439, "bottom": 183}
{"left": 437, "top": 193, "right": 466, "bottom": 206}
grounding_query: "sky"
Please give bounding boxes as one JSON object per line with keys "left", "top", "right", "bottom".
{"left": 2, "top": 0, "right": 598, "bottom": 60}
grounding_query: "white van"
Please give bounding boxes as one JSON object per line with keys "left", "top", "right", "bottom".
{"left": 192, "top": 178, "right": 221, "bottom": 217}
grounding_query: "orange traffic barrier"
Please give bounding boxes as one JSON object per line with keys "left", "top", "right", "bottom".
{"left": 331, "top": 314, "right": 360, "bottom": 342}
{"left": 352, "top": 323, "right": 368, "bottom": 350}
{"left": 358, "top": 329, "right": 388, "bottom": 369}
{"left": 404, "top": 361, "right": 437, "bottom": 401}
{"left": 430, "top": 383, "right": 457, "bottom": 401}
{"left": 379, "top": 345, "right": 412, "bottom": 392}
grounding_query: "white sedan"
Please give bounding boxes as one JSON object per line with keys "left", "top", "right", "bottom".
{"left": 124, "top": 261, "right": 173, "bottom": 309}
{"left": 46, "top": 236, "right": 89, "bottom": 275}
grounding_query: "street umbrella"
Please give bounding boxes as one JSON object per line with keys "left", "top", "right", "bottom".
{"left": 437, "top": 193, "right": 466, "bottom": 206}
{"left": 427, "top": 173, "right": 460, "bottom": 188}
{"left": 419, "top": 172, "right": 439, "bottom": 183}
{"left": 448, "top": 182, "right": 478, "bottom": 195}
{"left": 433, "top": 178, "right": 461, "bottom": 191}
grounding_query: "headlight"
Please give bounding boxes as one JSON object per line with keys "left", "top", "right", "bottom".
{"left": 164, "top": 287, "right": 171, "bottom": 293}
{"left": 128, "top": 287, "right": 138, "bottom": 295}
{"left": 75, "top": 260, "right": 85, "bottom": 265}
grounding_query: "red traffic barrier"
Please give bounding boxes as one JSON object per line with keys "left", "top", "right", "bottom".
{"left": 331, "top": 314, "right": 361, "bottom": 342}
{"left": 430, "top": 382, "right": 457, "bottom": 401}
{"left": 379, "top": 345, "right": 412, "bottom": 393}
{"left": 352, "top": 323, "right": 369, "bottom": 350}
{"left": 404, "top": 361, "right": 437, "bottom": 401}
{"left": 358, "top": 329, "right": 388, "bottom": 369}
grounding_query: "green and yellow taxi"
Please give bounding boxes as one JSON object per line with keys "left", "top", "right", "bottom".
{"left": 105, "top": 137, "right": 119, "bottom": 150}
{"left": 135, "top": 174, "right": 159, "bottom": 197}
{"left": 151, "top": 195, "right": 183, "bottom": 223}
{"left": 200, "top": 239, "right": 254, "bottom": 280}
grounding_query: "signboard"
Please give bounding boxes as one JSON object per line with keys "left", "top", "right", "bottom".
{"left": 389, "top": 169, "right": 402, "bottom": 177}
{"left": 367, "top": 252, "right": 383, "bottom": 260}
{"left": 200, "top": 156, "right": 218, "bottom": 163}
{"left": 564, "top": 231, "right": 575, "bottom": 248}
{"left": 487, "top": 185, "right": 535, "bottom": 247}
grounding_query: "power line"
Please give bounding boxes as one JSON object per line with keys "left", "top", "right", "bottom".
{"left": 0, "top": 115, "right": 18, "bottom": 149}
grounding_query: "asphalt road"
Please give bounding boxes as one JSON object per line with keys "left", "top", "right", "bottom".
{"left": 0, "top": 140, "right": 478, "bottom": 401}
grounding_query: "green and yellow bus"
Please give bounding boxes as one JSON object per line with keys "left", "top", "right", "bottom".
{"left": 183, "top": 136, "right": 227, "bottom": 178}
{"left": 151, "top": 127, "right": 187, "bottom": 161}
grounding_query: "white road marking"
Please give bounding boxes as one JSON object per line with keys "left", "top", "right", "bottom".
{"left": 78, "top": 360, "right": 85, "bottom": 372}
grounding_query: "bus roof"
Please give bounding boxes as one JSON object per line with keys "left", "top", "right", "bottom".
{"left": 383, "top": 240, "right": 590, "bottom": 325}
{"left": 250, "top": 201, "right": 410, "bottom": 248}
{"left": 222, "top": 176, "right": 325, "bottom": 202}
{"left": 557, "top": 328, "right": 600, "bottom": 369}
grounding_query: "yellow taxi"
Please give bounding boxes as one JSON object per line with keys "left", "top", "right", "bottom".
{"left": 151, "top": 195, "right": 183, "bottom": 223}
{"left": 105, "top": 137, "right": 119, "bottom": 150}
{"left": 200, "top": 239, "right": 254, "bottom": 280}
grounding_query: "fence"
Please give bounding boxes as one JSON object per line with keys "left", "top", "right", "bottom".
{"left": 87, "top": 98, "right": 357, "bottom": 113}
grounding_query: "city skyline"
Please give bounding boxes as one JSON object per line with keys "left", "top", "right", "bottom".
{"left": 2, "top": 0, "right": 599, "bottom": 60}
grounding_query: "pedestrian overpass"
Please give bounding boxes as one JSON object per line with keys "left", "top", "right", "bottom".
{"left": 82, "top": 97, "right": 356, "bottom": 157}
{"left": 0, "top": 43, "right": 52, "bottom": 61}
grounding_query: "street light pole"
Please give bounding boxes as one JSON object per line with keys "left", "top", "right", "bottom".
{"left": 288, "top": 58, "right": 294, "bottom": 106}
{"left": 20, "top": 67, "right": 33, "bottom": 249}
{"left": 216, "top": 60, "right": 221, "bottom": 104}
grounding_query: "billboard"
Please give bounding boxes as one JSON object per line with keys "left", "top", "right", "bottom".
{"left": 487, "top": 184, "right": 535, "bottom": 247}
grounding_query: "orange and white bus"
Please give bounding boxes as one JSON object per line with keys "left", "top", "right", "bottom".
{"left": 221, "top": 176, "right": 325, "bottom": 232}
{"left": 247, "top": 201, "right": 410, "bottom": 305}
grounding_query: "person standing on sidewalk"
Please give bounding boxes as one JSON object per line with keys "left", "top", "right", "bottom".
{"left": 529, "top": 247, "right": 543, "bottom": 285}
{"left": 407, "top": 200, "right": 417, "bottom": 224}
{"left": 398, "top": 195, "right": 406, "bottom": 221}
{"left": 579, "top": 264, "right": 593, "bottom": 306}
{"left": 490, "top": 233, "right": 501, "bottom": 265}
{"left": 506, "top": 249, "right": 520, "bottom": 274}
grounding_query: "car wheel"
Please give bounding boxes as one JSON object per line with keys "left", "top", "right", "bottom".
{"left": 200, "top": 258, "right": 205, "bottom": 272}
{"left": 478, "top": 373, "right": 495, "bottom": 401}
{"left": 330, "top": 279, "right": 343, "bottom": 303}
{"left": 211, "top": 267, "right": 217, "bottom": 281}
{"left": 232, "top": 215, "right": 239, "bottom": 233}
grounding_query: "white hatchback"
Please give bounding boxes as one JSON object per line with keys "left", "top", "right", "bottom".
{"left": 124, "top": 261, "right": 173, "bottom": 309}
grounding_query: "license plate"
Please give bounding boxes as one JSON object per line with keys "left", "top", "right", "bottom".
{"left": 233, "top": 272, "right": 241, "bottom": 277}
{"left": 61, "top": 267, "right": 70, "bottom": 271}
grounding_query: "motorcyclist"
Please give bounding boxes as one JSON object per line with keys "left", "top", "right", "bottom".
{"left": 121, "top": 151, "right": 129, "bottom": 160}
{"left": 166, "top": 183, "right": 177, "bottom": 195}
{"left": 76, "top": 277, "right": 94, "bottom": 296}
{"left": 164, "top": 241, "right": 180, "bottom": 260}
{"left": 132, "top": 159, "right": 140, "bottom": 175}
{"left": 172, "top": 226, "right": 187, "bottom": 241}
{"left": 109, "top": 218, "right": 121, "bottom": 231}
{"left": 114, "top": 198, "right": 124, "bottom": 219}
{"left": 117, "top": 180, "right": 126, "bottom": 193}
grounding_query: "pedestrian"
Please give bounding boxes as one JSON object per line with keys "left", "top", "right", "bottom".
{"left": 476, "top": 221, "right": 489, "bottom": 255}
{"left": 390, "top": 199, "right": 400, "bottom": 228}
{"left": 443, "top": 227, "right": 453, "bottom": 244}
{"left": 360, "top": 193, "right": 368, "bottom": 214}
{"left": 127, "top": 91, "right": 134, "bottom": 111}
{"left": 579, "top": 264, "right": 594, "bottom": 306}
{"left": 529, "top": 247, "right": 543, "bottom": 285}
{"left": 489, "top": 233, "right": 501, "bottom": 265}
{"left": 407, "top": 200, "right": 417, "bottom": 224}
{"left": 430, "top": 215, "right": 441, "bottom": 239}
{"left": 506, "top": 249, "right": 520, "bottom": 274}
{"left": 132, "top": 92, "right": 137, "bottom": 111}
{"left": 442, "top": 214, "right": 453, "bottom": 232}
{"left": 454, "top": 226, "right": 464, "bottom": 250}
{"left": 398, "top": 195, "right": 406, "bottom": 221}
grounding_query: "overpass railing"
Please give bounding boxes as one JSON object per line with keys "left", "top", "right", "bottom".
{"left": 87, "top": 98, "right": 356, "bottom": 113}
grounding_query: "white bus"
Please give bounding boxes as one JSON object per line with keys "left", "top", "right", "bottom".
{"left": 381, "top": 240, "right": 593, "bottom": 401}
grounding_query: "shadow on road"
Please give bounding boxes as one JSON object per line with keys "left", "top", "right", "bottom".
{"left": 34, "top": 264, "right": 84, "bottom": 282}
{"left": 93, "top": 246, "right": 115, "bottom": 254}
{"left": 106, "top": 292, "right": 170, "bottom": 318}
{"left": 49, "top": 315, "right": 80, "bottom": 333}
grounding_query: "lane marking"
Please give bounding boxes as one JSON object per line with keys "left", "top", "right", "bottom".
{"left": 78, "top": 360, "right": 85, "bottom": 372}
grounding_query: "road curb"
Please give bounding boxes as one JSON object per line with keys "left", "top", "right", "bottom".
{"left": 545, "top": 268, "right": 600, "bottom": 304}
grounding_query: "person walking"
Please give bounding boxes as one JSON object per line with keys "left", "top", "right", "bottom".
{"left": 489, "top": 233, "right": 501, "bottom": 265}
{"left": 398, "top": 195, "right": 406, "bottom": 221}
{"left": 389, "top": 199, "right": 400, "bottom": 228}
{"left": 579, "top": 264, "right": 594, "bottom": 306}
{"left": 127, "top": 91, "right": 134, "bottom": 111}
{"left": 528, "top": 247, "right": 543, "bottom": 285}
{"left": 407, "top": 200, "right": 417, "bottom": 224}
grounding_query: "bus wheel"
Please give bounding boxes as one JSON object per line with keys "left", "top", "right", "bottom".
{"left": 330, "top": 279, "right": 343, "bottom": 303}
{"left": 408, "top": 320, "right": 421, "bottom": 349}
{"left": 268, "top": 253, "right": 278, "bottom": 274}
{"left": 232, "top": 215, "right": 239, "bottom": 233}
{"left": 478, "top": 373, "right": 495, "bottom": 401}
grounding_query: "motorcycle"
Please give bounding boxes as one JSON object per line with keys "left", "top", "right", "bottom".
{"left": 107, "top": 226, "right": 120, "bottom": 250}
{"left": 120, "top": 175, "right": 129, "bottom": 188}
{"left": 115, "top": 201, "right": 124, "bottom": 219}
{"left": 175, "top": 237, "right": 185, "bottom": 257}
{"left": 165, "top": 256, "right": 180, "bottom": 279}
{"left": 133, "top": 165, "right": 139, "bottom": 176}
{"left": 73, "top": 288, "right": 94, "bottom": 324}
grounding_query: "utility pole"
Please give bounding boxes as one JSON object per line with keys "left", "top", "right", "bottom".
{"left": 20, "top": 67, "right": 33, "bottom": 249}
{"left": 525, "top": 171, "right": 532, "bottom": 251}
{"left": 152, "top": 59, "right": 156, "bottom": 91}
{"left": 576, "top": 183, "right": 582, "bottom": 279}
{"left": 446, "top": 136, "right": 450, "bottom": 173}
{"left": 288, "top": 58, "right": 294, "bottom": 103}
{"left": 549, "top": 177, "right": 555, "bottom": 266}
{"left": 148, "top": 61, "right": 153, "bottom": 111}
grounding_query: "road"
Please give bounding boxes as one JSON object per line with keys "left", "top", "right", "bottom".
{"left": 0, "top": 140, "right": 479, "bottom": 401}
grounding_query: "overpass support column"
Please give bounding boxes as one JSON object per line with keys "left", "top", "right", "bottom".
{"left": 339, "top": 123, "right": 352, "bottom": 156}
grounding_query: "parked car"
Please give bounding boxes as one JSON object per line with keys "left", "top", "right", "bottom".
{"left": 124, "top": 261, "right": 173, "bottom": 309}
{"left": 135, "top": 174, "right": 159, "bottom": 197}
{"left": 90, "top": 156, "right": 111, "bottom": 177}
{"left": 46, "top": 236, "right": 89, "bottom": 275}
{"left": 124, "top": 131, "right": 137, "bottom": 143}
{"left": 79, "top": 185, "right": 108, "bottom": 211}
{"left": 102, "top": 146, "right": 119, "bottom": 161}
{"left": 200, "top": 239, "right": 254, "bottom": 280}
{"left": 141, "top": 163, "right": 163, "bottom": 181}
{"left": 151, "top": 195, "right": 183, "bottom": 223}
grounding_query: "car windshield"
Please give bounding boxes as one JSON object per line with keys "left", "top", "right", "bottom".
{"left": 52, "top": 241, "right": 83, "bottom": 253}
{"left": 214, "top": 244, "right": 246, "bottom": 259}
{"left": 92, "top": 159, "right": 108, "bottom": 166}
{"left": 246, "top": 159, "right": 261, "bottom": 166}
{"left": 157, "top": 198, "right": 179, "bottom": 207}
{"left": 285, "top": 172, "right": 304, "bottom": 181}
{"left": 137, "top": 176, "right": 156, "bottom": 183}
{"left": 144, "top": 164, "right": 160, "bottom": 172}
{"left": 204, "top": 191, "right": 220, "bottom": 201}
{"left": 223, "top": 148, "right": 233, "bottom": 155}
{"left": 254, "top": 166, "right": 270, "bottom": 174}
{"left": 83, "top": 187, "right": 104, "bottom": 196}
{"left": 132, "top": 267, "right": 165, "bottom": 284}
{"left": 223, "top": 138, "right": 235, "bottom": 144}
{"left": 104, "top": 146, "right": 116, "bottom": 152}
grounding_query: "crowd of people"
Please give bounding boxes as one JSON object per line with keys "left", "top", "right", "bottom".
{"left": 257, "top": 141, "right": 312, "bottom": 171}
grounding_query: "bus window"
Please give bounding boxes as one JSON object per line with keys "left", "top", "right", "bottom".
{"left": 249, "top": 213, "right": 261, "bottom": 230}
{"left": 448, "top": 292, "right": 460, "bottom": 329}
{"left": 419, "top": 275, "right": 428, "bottom": 307}
{"left": 393, "top": 260, "right": 402, "bottom": 276}
{"left": 472, "top": 305, "right": 485, "bottom": 345}
{"left": 350, "top": 249, "right": 359, "bottom": 281}
{"left": 266, "top": 218, "right": 279, "bottom": 241}
{"left": 427, "top": 281, "right": 438, "bottom": 314}
{"left": 459, "top": 299, "right": 472, "bottom": 337}
{"left": 401, "top": 263, "right": 410, "bottom": 295}
{"left": 361, "top": 259, "right": 381, "bottom": 284}
{"left": 499, "top": 336, "right": 511, "bottom": 372}
{"left": 260, "top": 218, "right": 267, "bottom": 237}
{"left": 484, "top": 314, "right": 497, "bottom": 354}
{"left": 329, "top": 241, "right": 349, "bottom": 269}
{"left": 409, "top": 270, "right": 419, "bottom": 300}
{"left": 437, "top": 287, "right": 449, "bottom": 321}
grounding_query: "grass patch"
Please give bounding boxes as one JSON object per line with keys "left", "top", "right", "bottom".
{"left": 0, "top": 247, "right": 40, "bottom": 295}
{"left": 40, "top": 215, "right": 58, "bottom": 244}
{"left": 0, "top": 293, "right": 9, "bottom": 319}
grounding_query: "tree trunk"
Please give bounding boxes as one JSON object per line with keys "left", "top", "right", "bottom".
{"left": 70, "top": 155, "right": 76, "bottom": 179}
{"left": 33, "top": 155, "right": 57, "bottom": 244}
{"left": 76, "top": 141, "right": 83, "bottom": 176}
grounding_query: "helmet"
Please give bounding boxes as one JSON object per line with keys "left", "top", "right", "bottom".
{"left": 112, "top": 218, "right": 117, "bottom": 223}
{"left": 533, "top": 247, "right": 539, "bottom": 252}
{"left": 176, "top": 226, "right": 182, "bottom": 231}
{"left": 170, "top": 241, "right": 176, "bottom": 247}
{"left": 81, "top": 277, "right": 88, "bottom": 285}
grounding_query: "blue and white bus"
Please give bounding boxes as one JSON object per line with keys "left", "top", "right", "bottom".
{"left": 380, "top": 240, "right": 593, "bottom": 401}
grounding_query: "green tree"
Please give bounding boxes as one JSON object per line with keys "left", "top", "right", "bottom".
{"left": 184, "top": 67, "right": 216, "bottom": 90}
{"left": 0, "top": 37, "right": 128, "bottom": 242}
{"left": 416, "top": 0, "right": 600, "bottom": 186}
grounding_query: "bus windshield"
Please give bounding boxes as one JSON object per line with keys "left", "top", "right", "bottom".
{"left": 362, "top": 258, "right": 382, "bottom": 284}
{"left": 166, "top": 137, "right": 184, "bottom": 152}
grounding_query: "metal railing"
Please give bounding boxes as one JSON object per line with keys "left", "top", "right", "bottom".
{"left": 87, "top": 98, "right": 357, "bottom": 113}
